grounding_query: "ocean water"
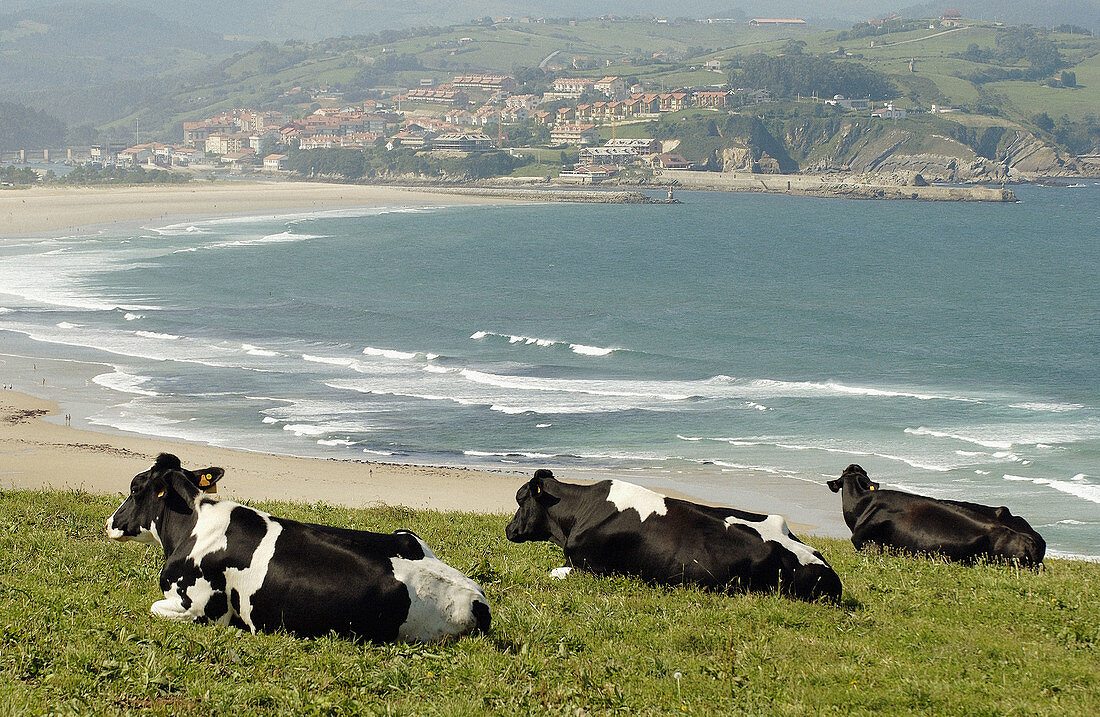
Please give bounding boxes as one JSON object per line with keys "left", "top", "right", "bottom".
{"left": 2, "top": 184, "right": 1097, "bottom": 557}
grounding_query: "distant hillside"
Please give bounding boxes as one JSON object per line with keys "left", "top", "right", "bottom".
{"left": 0, "top": 3, "right": 244, "bottom": 126}
{"left": 900, "top": 1, "right": 1100, "bottom": 32}
{"left": 5, "top": 1, "right": 1093, "bottom": 41}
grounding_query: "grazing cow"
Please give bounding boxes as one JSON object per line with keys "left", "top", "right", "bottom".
{"left": 505, "top": 470, "right": 842, "bottom": 602}
{"left": 827, "top": 464, "right": 1045, "bottom": 566}
{"left": 106, "top": 453, "right": 491, "bottom": 642}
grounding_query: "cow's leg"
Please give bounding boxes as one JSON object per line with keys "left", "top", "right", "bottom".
{"left": 150, "top": 594, "right": 193, "bottom": 622}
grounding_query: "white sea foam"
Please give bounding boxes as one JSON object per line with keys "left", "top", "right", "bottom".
{"left": 464, "top": 449, "right": 555, "bottom": 459}
{"left": 283, "top": 424, "right": 329, "bottom": 437}
{"left": 470, "top": 330, "right": 619, "bottom": 356}
{"left": 56, "top": 322, "right": 81, "bottom": 329}
{"left": 205, "top": 230, "right": 328, "bottom": 250}
{"left": 1009, "top": 401, "right": 1084, "bottom": 413}
{"left": 459, "top": 369, "right": 691, "bottom": 400}
{"left": 363, "top": 448, "right": 395, "bottom": 456}
{"left": 135, "top": 330, "right": 181, "bottom": 340}
{"left": 363, "top": 346, "right": 417, "bottom": 360}
{"left": 570, "top": 343, "right": 616, "bottom": 356}
{"left": 741, "top": 378, "right": 980, "bottom": 403}
{"left": 302, "top": 354, "right": 361, "bottom": 368}
{"left": 123, "top": 313, "right": 143, "bottom": 321}
{"left": 92, "top": 369, "right": 160, "bottom": 397}
{"left": 261, "top": 417, "right": 280, "bottom": 424}
{"left": 1003, "top": 474, "right": 1100, "bottom": 504}
{"left": 905, "top": 427, "right": 1014, "bottom": 450}
{"left": 241, "top": 344, "right": 281, "bottom": 357}
{"left": 317, "top": 439, "right": 356, "bottom": 447}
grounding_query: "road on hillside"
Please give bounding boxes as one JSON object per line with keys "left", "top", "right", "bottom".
{"left": 539, "top": 50, "right": 561, "bottom": 70}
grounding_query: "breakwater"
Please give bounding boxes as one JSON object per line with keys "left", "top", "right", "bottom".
{"left": 653, "top": 171, "right": 1017, "bottom": 202}
{"left": 423, "top": 186, "right": 671, "bottom": 203}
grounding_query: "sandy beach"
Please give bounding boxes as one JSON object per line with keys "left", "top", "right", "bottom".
{"left": 0, "top": 389, "right": 526, "bottom": 513}
{"left": 0, "top": 181, "right": 510, "bottom": 236}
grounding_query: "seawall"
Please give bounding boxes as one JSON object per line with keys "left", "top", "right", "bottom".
{"left": 426, "top": 186, "right": 665, "bottom": 203}
{"left": 652, "top": 171, "right": 1017, "bottom": 202}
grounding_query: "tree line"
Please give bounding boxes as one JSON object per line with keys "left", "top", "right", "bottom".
{"left": 727, "top": 54, "right": 896, "bottom": 101}
{"left": 0, "top": 102, "right": 67, "bottom": 150}
{"left": 286, "top": 147, "right": 525, "bottom": 180}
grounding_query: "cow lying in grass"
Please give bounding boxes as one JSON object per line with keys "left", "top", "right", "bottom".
{"left": 505, "top": 469, "right": 842, "bottom": 602}
{"left": 106, "top": 453, "right": 490, "bottom": 642}
{"left": 828, "top": 464, "right": 1045, "bottom": 567}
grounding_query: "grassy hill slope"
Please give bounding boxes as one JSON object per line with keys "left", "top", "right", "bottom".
{"left": 2, "top": 490, "right": 1097, "bottom": 714}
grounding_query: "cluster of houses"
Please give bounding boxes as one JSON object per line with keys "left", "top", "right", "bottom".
{"left": 85, "top": 55, "right": 929, "bottom": 175}
{"left": 559, "top": 137, "right": 693, "bottom": 183}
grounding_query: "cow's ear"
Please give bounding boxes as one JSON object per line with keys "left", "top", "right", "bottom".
{"left": 187, "top": 467, "right": 225, "bottom": 494}
{"left": 152, "top": 473, "right": 171, "bottom": 499}
{"left": 826, "top": 479, "right": 842, "bottom": 493}
{"left": 530, "top": 469, "right": 554, "bottom": 498}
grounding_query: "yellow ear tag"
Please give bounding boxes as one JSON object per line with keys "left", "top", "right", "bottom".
{"left": 533, "top": 483, "right": 541, "bottom": 496}
{"left": 157, "top": 489, "right": 166, "bottom": 498}
{"left": 199, "top": 474, "right": 211, "bottom": 487}
{"left": 870, "top": 485, "right": 877, "bottom": 491}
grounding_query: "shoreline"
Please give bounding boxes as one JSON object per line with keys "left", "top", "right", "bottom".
{"left": 0, "top": 174, "right": 1021, "bottom": 238}
{"left": 0, "top": 388, "right": 527, "bottom": 514}
{"left": 0, "top": 387, "right": 827, "bottom": 536}
{"left": 0, "top": 182, "right": 519, "bottom": 237}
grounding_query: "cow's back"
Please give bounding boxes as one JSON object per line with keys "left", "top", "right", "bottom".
{"left": 851, "top": 490, "right": 1044, "bottom": 564}
{"left": 567, "top": 502, "right": 840, "bottom": 600}
{"left": 242, "top": 517, "right": 414, "bottom": 639}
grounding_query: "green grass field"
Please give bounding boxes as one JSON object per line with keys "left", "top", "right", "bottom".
{"left": 2, "top": 490, "right": 1097, "bottom": 715}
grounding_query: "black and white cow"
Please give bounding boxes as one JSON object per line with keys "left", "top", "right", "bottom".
{"left": 106, "top": 453, "right": 491, "bottom": 642}
{"left": 505, "top": 469, "right": 842, "bottom": 602}
{"left": 828, "top": 464, "right": 1046, "bottom": 566}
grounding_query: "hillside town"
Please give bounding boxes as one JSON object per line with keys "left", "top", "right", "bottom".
{"left": 4, "top": 10, "right": 1094, "bottom": 187}
{"left": 52, "top": 58, "right": 954, "bottom": 184}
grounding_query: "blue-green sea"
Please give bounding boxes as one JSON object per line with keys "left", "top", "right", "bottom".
{"left": 2, "top": 184, "right": 1097, "bottom": 557}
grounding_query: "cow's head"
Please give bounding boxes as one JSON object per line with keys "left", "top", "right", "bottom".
{"left": 105, "top": 453, "right": 224, "bottom": 546}
{"left": 505, "top": 469, "right": 560, "bottom": 543}
{"left": 827, "top": 464, "right": 880, "bottom": 493}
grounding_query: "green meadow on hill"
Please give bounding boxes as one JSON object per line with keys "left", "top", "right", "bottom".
{"left": 2, "top": 490, "right": 1097, "bottom": 715}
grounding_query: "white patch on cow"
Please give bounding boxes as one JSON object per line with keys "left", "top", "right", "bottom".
{"left": 390, "top": 555, "right": 487, "bottom": 642}
{"left": 170, "top": 499, "right": 282, "bottom": 631}
{"left": 150, "top": 594, "right": 191, "bottom": 622}
{"left": 724, "top": 514, "right": 824, "bottom": 566}
{"left": 606, "top": 480, "right": 668, "bottom": 522}
{"left": 186, "top": 500, "right": 236, "bottom": 564}
{"left": 181, "top": 577, "right": 218, "bottom": 622}
{"left": 549, "top": 566, "right": 574, "bottom": 580}
{"left": 224, "top": 516, "right": 282, "bottom": 631}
